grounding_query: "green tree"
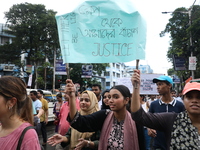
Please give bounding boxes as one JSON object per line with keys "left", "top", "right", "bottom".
{"left": 0, "top": 42, "right": 21, "bottom": 65}
{"left": 161, "top": 5, "right": 200, "bottom": 82}
{"left": 3, "top": 3, "right": 60, "bottom": 88}
{"left": 2, "top": 3, "right": 109, "bottom": 89}
{"left": 63, "top": 63, "right": 109, "bottom": 88}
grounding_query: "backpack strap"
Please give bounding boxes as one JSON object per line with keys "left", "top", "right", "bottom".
{"left": 16, "top": 126, "right": 35, "bottom": 150}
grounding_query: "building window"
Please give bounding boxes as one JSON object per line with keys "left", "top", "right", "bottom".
{"left": 1, "top": 36, "right": 9, "bottom": 44}
{"left": 116, "top": 64, "right": 120, "bottom": 69}
{"left": 106, "top": 82, "right": 110, "bottom": 86}
{"left": 113, "top": 72, "right": 115, "bottom": 77}
{"left": 104, "top": 71, "right": 110, "bottom": 76}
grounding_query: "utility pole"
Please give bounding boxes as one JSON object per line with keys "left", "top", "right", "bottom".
{"left": 162, "top": 5, "right": 196, "bottom": 79}
{"left": 53, "top": 48, "right": 56, "bottom": 92}
{"left": 188, "top": 8, "right": 195, "bottom": 79}
{"left": 66, "top": 63, "right": 70, "bottom": 79}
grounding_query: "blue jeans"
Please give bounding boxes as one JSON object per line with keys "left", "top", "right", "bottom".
{"left": 144, "top": 128, "right": 151, "bottom": 150}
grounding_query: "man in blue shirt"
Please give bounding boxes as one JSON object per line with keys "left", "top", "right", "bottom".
{"left": 30, "top": 90, "right": 42, "bottom": 134}
{"left": 148, "top": 75, "right": 185, "bottom": 150}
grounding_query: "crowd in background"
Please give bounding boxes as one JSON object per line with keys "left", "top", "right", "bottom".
{"left": 0, "top": 72, "right": 200, "bottom": 150}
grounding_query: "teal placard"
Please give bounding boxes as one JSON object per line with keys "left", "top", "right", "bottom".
{"left": 55, "top": 0, "right": 146, "bottom": 63}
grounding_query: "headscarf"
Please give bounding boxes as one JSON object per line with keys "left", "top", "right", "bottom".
{"left": 79, "top": 90, "right": 99, "bottom": 115}
{"left": 70, "top": 90, "right": 99, "bottom": 149}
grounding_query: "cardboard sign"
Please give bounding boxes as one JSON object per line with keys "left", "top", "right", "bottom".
{"left": 117, "top": 74, "right": 163, "bottom": 95}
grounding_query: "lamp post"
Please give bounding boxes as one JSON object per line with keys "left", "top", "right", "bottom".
{"left": 53, "top": 48, "right": 56, "bottom": 92}
{"left": 162, "top": 6, "right": 195, "bottom": 79}
{"left": 66, "top": 63, "right": 70, "bottom": 79}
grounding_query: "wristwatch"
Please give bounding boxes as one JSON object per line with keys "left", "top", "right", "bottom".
{"left": 86, "top": 140, "right": 91, "bottom": 147}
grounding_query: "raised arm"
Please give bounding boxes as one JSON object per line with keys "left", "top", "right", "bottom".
{"left": 65, "top": 79, "right": 77, "bottom": 120}
{"left": 131, "top": 69, "right": 141, "bottom": 112}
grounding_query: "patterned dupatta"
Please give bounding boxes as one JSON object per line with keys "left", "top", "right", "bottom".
{"left": 170, "top": 111, "right": 199, "bottom": 150}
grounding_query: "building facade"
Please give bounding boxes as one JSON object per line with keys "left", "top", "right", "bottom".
{"left": 124, "top": 65, "right": 153, "bottom": 77}
{"left": 101, "top": 63, "right": 126, "bottom": 89}
{"left": 100, "top": 63, "right": 153, "bottom": 90}
{"left": 0, "top": 23, "right": 17, "bottom": 76}
{"left": 0, "top": 23, "right": 15, "bottom": 45}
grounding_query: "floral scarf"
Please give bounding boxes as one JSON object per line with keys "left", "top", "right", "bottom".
{"left": 170, "top": 111, "right": 199, "bottom": 150}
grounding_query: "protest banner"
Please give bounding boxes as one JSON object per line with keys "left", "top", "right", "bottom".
{"left": 117, "top": 74, "right": 164, "bottom": 95}
{"left": 55, "top": 0, "right": 146, "bottom": 63}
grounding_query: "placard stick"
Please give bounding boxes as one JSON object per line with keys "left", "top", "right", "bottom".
{"left": 135, "top": 59, "right": 139, "bottom": 89}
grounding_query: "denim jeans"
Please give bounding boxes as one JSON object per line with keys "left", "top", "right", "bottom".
{"left": 144, "top": 128, "right": 151, "bottom": 150}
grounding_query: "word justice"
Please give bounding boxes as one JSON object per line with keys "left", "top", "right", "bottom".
{"left": 92, "top": 43, "right": 133, "bottom": 57}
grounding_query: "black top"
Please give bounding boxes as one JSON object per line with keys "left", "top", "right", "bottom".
{"left": 132, "top": 107, "right": 178, "bottom": 150}
{"left": 67, "top": 109, "right": 146, "bottom": 150}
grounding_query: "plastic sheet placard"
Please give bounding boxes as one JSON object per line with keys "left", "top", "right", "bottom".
{"left": 55, "top": 0, "right": 146, "bottom": 63}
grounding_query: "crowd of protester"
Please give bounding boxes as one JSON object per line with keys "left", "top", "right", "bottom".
{"left": 0, "top": 72, "right": 200, "bottom": 150}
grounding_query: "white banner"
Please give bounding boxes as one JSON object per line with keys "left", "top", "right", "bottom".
{"left": 117, "top": 74, "right": 163, "bottom": 95}
{"left": 189, "top": 56, "right": 197, "bottom": 70}
{"left": 27, "top": 74, "right": 32, "bottom": 87}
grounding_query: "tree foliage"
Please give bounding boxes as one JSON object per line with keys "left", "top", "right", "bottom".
{"left": 0, "top": 42, "right": 21, "bottom": 65}
{"left": 161, "top": 5, "right": 200, "bottom": 81}
{"left": 2, "top": 3, "right": 60, "bottom": 88}
{"left": 4, "top": 2, "right": 60, "bottom": 65}
{"left": 67, "top": 63, "right": 109, "bottom": 87}
{"left": 2, "top": 3, "right": 109, "bottom": 89}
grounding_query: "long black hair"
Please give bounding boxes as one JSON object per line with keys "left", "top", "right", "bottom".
{"left": 110, "top": 85, "right": 131, "bottom": 99}
{"left": 111, "top": 85, "right": 146, "bottom": 150}
{"left": 110, "top": 85, "right": 131, "bottom": 112}
{"left": 101, "top": 89, "right": 110, "bottom": 110}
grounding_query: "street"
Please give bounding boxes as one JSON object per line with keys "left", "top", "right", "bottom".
{"left": 38, "top": 122, "right": 56, "bottom": 150}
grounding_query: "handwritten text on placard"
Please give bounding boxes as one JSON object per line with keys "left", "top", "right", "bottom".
{"left": 55, "top": 0, "right": 146, "bottom": 63}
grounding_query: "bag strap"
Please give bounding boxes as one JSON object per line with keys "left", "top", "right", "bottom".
{"left": 16, "top": 126, "right": 35, "bottom": 150}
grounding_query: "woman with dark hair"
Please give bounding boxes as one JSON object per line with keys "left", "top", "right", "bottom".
{"left": 101, "top": 89, "right": 110, "bottom": 110}
{"left": 64, "top": 79, "right": 144, "bottom": 150}
{"left": 48, "top": 91, "right": 100, "bottom": 150}
{"left": 53, "top": 93, "right": 64, "bottom": 132}
{"left": 0, "top": 76, "right": 40, "bottom": 149}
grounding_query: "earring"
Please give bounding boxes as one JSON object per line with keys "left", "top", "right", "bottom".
{"left": 8, "top": 106, "right": 12, "bottom": 110}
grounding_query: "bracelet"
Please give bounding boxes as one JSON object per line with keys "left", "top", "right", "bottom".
{"left": 86, "top": 140, "right": 91, "bottom": 147}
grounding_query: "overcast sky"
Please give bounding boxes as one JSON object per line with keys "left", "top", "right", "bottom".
{"left": 0, "top": 0, "right": 198, "bottom": 75}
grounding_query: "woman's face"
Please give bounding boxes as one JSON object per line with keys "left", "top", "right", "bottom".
{"left": 103, "top": 92, "right": 110, "bottom": 106}
{"left": 80, "top": 93, "right": 91, "bottom": 111}
{"left": 184, "top": 90, "right": 200, "bottom": 116}
{"left": 0, "top": 95, "right": 8, "bottom": 119}
{"left": 56, "top": 96, "right": 62, "bottom": 102}
{"left": 108, "top": 89, "right": 128, "bottom": 112}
